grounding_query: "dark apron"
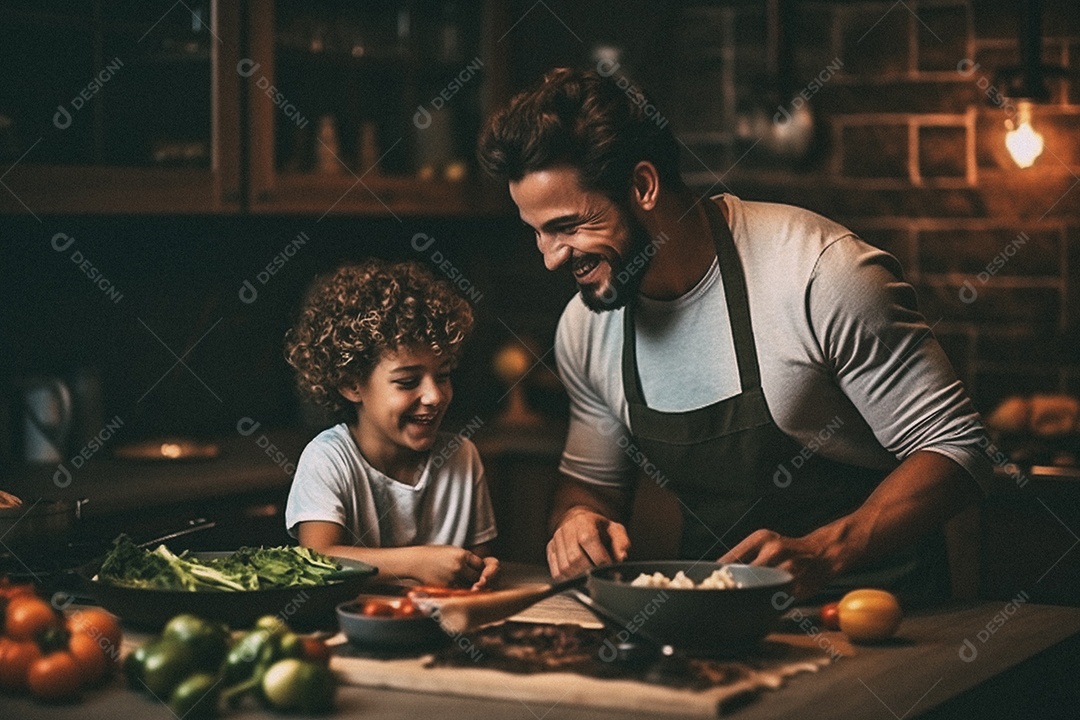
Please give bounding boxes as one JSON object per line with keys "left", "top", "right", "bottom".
{"left": 621, "top": 198, "right": 949, "bottom": 603}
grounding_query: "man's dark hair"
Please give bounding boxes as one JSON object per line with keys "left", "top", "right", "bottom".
{"left": 477, "top": 67, "right": 682, "bottom": 200}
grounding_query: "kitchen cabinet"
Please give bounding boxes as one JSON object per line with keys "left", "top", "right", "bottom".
{"left": 246, "top": 0, "right": 510, "bottom": 216}
{"left": 0, "top": 0, "right": 509, "bottom": 216}
{"left": 0, "top": 1, "right": 242, "bottom": 214}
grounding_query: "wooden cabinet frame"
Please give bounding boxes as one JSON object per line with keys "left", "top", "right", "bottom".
{"left": 245, "top": 0, "right": 509, "bottom": 217}
{"left": 0, "top": 1, "right": 242, "bottom": 215}
{"left": 0, "top": 1, "right": 508, "bottom": 217}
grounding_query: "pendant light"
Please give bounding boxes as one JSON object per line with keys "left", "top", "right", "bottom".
{"left": 993, "top": 0, "right": 1066, "bottom": 168}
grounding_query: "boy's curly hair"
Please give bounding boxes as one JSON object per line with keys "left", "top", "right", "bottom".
{"left": 285, "top": 259, "right": 474, "bottom": 423}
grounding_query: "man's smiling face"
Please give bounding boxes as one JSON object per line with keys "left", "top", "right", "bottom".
{"left": 510, "top": 166, "right": 654, "bottom": 312}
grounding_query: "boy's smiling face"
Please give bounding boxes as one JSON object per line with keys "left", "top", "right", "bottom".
{"left": 341, "top": 344, "right": 453, "bottom": 473}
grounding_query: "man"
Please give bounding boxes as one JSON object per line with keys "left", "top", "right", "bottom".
{"left": 478, "top": 68, "right": 992, "bottom": 600}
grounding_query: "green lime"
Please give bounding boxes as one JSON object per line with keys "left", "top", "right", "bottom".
{"left": 169, "top": 672, "right": 220, "bottom": 718}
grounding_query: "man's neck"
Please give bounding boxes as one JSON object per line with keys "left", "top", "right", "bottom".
{"left": 638, "top": 190, "right": 725, "bottom": 300}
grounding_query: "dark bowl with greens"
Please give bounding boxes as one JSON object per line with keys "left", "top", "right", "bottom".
{"left": 78, "top": 535, "right": 377, "bottom": 630}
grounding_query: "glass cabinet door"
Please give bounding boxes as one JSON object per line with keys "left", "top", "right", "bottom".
{"left": 247, "top": 0, "right": 507, "bottom": 216}
{"left": 0, "top": 0, "right": 240, "bottom": 214}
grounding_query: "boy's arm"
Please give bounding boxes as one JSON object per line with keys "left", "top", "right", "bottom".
{"left": 471, "top": 542, "right": 494, "bottom": 557}
{"left": 297, "top": 520, "right": 486, "bottom": 587}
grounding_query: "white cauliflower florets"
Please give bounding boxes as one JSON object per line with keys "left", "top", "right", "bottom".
{"left": 628, "top": 567, "right": 742, "bottom": 589}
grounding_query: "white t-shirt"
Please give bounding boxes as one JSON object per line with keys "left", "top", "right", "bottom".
{"left": 284, "top": 424, "right": 497, "bottom": 548}
{"left": 556, "top": 194, "right": 994, "bottom": 493}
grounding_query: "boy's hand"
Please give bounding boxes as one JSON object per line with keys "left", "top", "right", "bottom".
{"left": 471, "top": 556, "right": 500, "bottom": 591}
{"left": 414, "top": 545, "right": 486, "bottom": 587}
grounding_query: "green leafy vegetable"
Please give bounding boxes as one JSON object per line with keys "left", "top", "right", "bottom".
{"left": 98, "top": 535, "right": 346, "bottom": 591}
{"left": 99, "top": 534, "right": 173, "bottom": 589}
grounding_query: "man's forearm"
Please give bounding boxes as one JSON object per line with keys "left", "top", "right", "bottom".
{"left": 546, "top": 474, "right": 635, "bottom": 577}
{"left": 548, "top": 474, "right": 631, "bottom": 534}
{"left": 807, "top": 450, "right": 982, "bottom": 577}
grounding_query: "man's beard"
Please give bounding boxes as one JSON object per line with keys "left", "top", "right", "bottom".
{"left": 578, "top": 208, "right": 655, "bottom": 313}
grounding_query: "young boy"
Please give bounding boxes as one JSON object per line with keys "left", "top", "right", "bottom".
{"left": 283, "top": 260, "right": 498, "bottom": 589}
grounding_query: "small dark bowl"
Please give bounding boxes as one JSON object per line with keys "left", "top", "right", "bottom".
{"left": 336, "top": 596, "right": 448, "bottom": 650}
{"left": 587, "top": 561, "right": 794, "bottom": 656}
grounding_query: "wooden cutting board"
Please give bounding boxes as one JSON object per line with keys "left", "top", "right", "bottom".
{"left": 328, "top": 594, "right": 853, "bottom": 717}
{"left": 331, "top": 636, "right": 841, "bottom": 716}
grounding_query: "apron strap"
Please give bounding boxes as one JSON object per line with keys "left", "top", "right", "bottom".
{"left": 621, "top": 302, "right": 646, "bottom": 404}
{"left": 622, "top": 197, "right": 763, "bottom": 404}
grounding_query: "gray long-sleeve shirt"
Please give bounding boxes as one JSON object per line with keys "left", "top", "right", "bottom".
{"left": 555, "top": 194, "right": 994, "bottom": 494}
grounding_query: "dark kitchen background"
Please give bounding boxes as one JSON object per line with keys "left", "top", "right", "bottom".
{"left": 1, "top": 1, "right": 1078, "bottom": 604}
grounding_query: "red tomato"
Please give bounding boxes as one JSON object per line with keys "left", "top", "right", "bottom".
{"left": 407, "top": 586, "right": 476, "bottom": 600}
{"left": 361, "top": 599, "right": 398, "bottom": 617}
{"left": 5, "top": 595, "right": 59, "bottom": 641}
{"left": 0, "top": 577, "right": 35, "bottom": 600}
{"left": 27, "top": 651, "right": 83, "bottom": 701}
{"left": 0, "top": 639, "right": 43, "bottom": 691}
{"left": 819, "top": 602, "right": 841, "bottom": 631}
{"left": 393, "top": 601, "right": 420, "bottom": 618}
{"left": 66, "top": 608, "right": 122, "bottom": 664}
{"left": 68, "top": 632, "right": 109, "bottom": 686}
{"left": 300, "top": 637, "right": 331, "bottom": 666}
{"left": 360, "top": 597, "right": 419, "bottom": 618}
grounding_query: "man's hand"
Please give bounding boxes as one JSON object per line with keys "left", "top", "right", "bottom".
{"left": 547, "top": 507, "right": 631, "bottom": 579}
{"left": 720, "top": 529, "right": 836, "bottom": 599}
{"left": 721, "top": 452, "right": 982, "bottom": 599}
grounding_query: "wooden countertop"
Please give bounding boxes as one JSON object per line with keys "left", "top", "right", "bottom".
{"left": 0, "top": 429, "right": 312, "bottom": 518}
{"left": 2, "top": 566, "right": 1077, "bottom": 719}
{"left": 0, "top": 421, "right": 565, "bottom": 519}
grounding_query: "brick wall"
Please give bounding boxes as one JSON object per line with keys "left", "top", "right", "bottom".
{"left": 672, "top": 0, "right": 1080, "bottom": 414}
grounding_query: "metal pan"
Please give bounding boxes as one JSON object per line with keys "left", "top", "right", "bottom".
{"left": 425, "top": 561, "right": 793, "bottom": 656}
{"left": 0, "top": 497, "right": 88, "bottom": 548}
{"left": 76, "top": 551, "right": 377, "bottom": 631}
{"left": 586, "top": 561, "right": 793, "bottom": 656}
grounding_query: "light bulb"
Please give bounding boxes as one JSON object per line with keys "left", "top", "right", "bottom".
{"left": 1005, "top": 101, "right": 1044, "bottom": 168}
